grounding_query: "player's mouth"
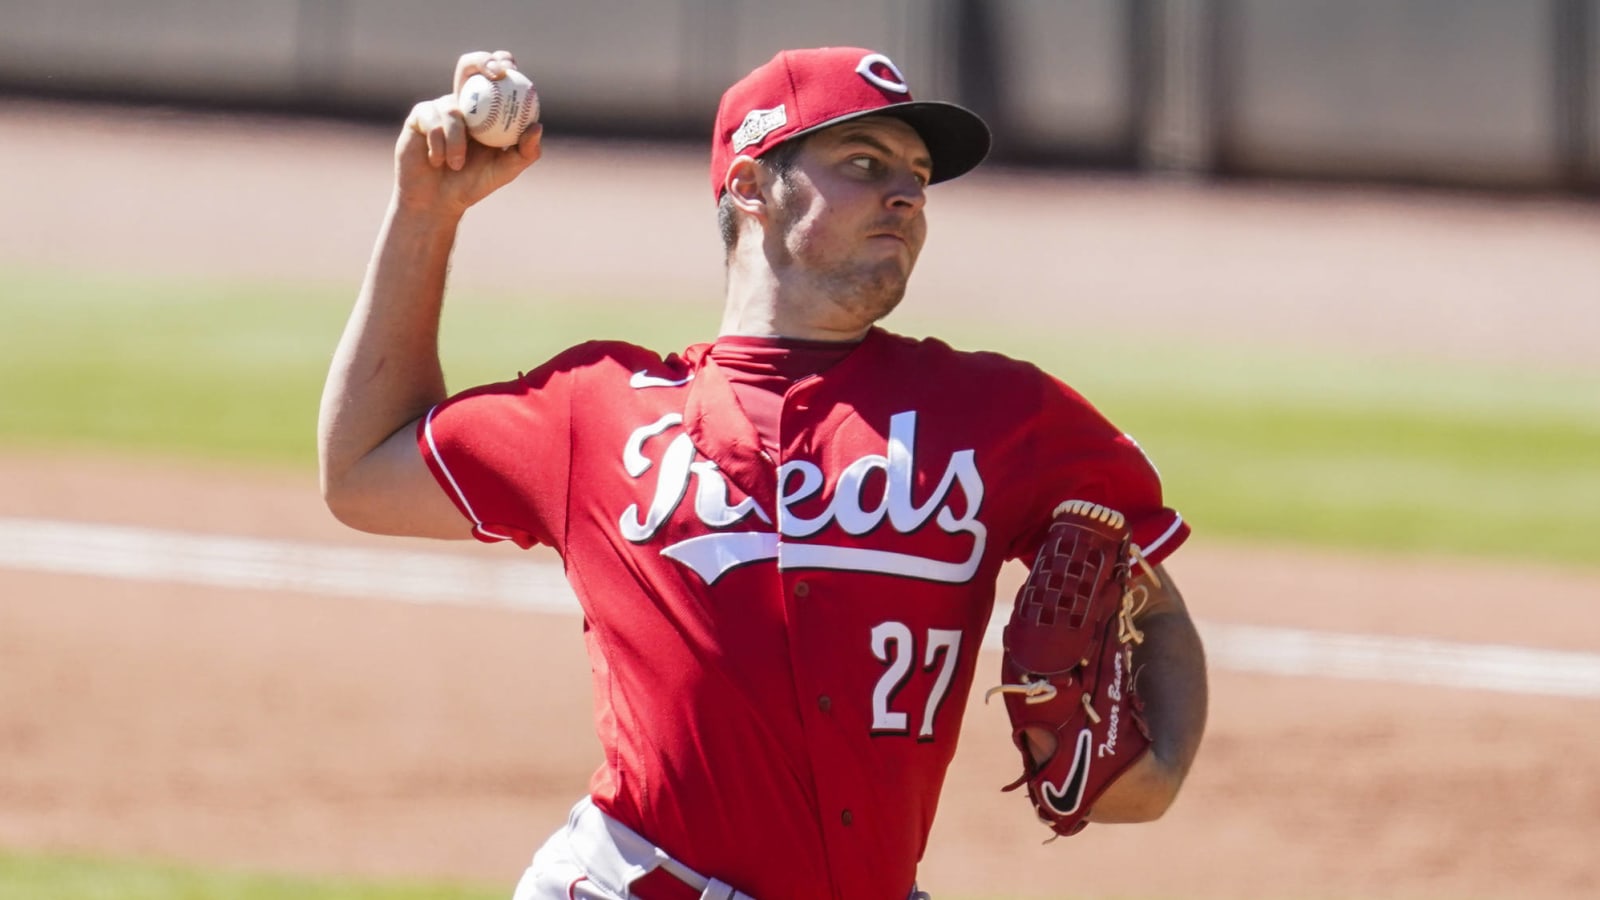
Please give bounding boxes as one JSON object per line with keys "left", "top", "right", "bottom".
{"left": 868, "top": 217, "right": 921, "bottom": 247}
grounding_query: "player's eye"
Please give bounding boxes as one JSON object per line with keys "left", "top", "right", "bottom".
{"left": 849, "top": 153, "right": 927, "bottom": 188}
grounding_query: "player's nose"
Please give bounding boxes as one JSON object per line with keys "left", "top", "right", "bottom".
{"left": 886, "top": 171, "right": 927, "bottom": 212}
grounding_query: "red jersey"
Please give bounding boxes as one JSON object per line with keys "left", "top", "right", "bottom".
{"left": 417, "top": 327, "right": 1188, "bottom": 900}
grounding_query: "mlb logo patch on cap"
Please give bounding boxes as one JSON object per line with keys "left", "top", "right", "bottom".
{"left": 731, "top": 105, "right": 789, "bottom": 152}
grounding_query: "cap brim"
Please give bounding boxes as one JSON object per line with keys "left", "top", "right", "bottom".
{"left": 787, "top": 100, "right": 992, "bottom": 185}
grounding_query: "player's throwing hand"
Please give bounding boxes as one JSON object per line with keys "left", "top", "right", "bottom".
{"left": 394, "top": 50, "right": 542, "bottom": 217}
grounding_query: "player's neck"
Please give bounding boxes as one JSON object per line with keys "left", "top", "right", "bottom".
{"left": 721, "top": 261, "right": 873, "bottom": 342}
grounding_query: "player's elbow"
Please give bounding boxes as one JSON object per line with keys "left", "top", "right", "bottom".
{"left": 318, "top": 433, "right": 368, "bottom": 530}
{"left": 319, "top": 458, "right": 395, "bottom": 535}
{"left": 320, "top": 449, "right": 472, "bottom": 541}
{"left": 318, "top": 434, "right": 405, "bottom": 535}
{"left": 321, "top": 468, "right": 378, "bottom": 533}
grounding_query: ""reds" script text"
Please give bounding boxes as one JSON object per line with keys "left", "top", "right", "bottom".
{"left": 619, "top": 410, "right": 986, "bottom": 584}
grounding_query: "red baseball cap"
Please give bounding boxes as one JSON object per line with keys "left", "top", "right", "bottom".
{"left": 709, "top": 47, "right": 991, "bottom": 198}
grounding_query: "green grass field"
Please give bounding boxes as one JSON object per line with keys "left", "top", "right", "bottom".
{"left": 0, "top": 852, "right": 1032, "bottom": 900}
{"left": 3, "top": 266, "right": 1597, "bottom": 569}
{"left": 0, "top": 851, "right": 504, "bottom": 900}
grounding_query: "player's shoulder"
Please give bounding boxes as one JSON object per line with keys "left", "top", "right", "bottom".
{"left": 526, "top": 340, "right": 693, "bottom": 384}
{"left": 872, "top": 329, "right": 1054, "bottom": 386}
{"left": 873, "top": 329, "right": 1107, "bottom": 414}
{"left": 542, "top": 339, "right": 668, "bottom": 369}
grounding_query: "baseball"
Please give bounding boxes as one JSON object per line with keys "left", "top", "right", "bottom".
{"left": 458, "top": 69, "right": 540, "bottom": 148}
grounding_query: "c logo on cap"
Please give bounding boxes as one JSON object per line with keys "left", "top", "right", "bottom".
{"left": 855, "top": 53, "right": 910, "bottom": 94}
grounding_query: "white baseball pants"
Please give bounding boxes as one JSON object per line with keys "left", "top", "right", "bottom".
{"left": 511, "top": 796, "right": 755, "bottom": 900}
{"left": 510, "top": 796, "right": 931, "bottom": 900}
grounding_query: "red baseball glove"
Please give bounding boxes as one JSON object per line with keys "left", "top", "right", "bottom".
{"left": 987, "top": 499, "right": 1154, "bottom": 838}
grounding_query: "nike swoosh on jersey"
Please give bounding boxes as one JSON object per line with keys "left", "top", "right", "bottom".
{"left": 630, "top": 370, "right": 695, "bottom": 389}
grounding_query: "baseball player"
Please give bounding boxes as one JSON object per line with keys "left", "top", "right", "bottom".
{"left": 319, "top": 47, "right": 1208, "bottom": 900}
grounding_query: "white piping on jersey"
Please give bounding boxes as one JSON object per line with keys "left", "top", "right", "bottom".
{"left": 1123, "top": 432, "right": 1162, "bottom": 480}
{"left": 423, "top": 405, "right": 516, "bottom": 543}
{"left": 629, "top": 370, "right": 694, "bottom": 389}
{"left": 1137, "top": 513, "right": 1185, "bottom": 563}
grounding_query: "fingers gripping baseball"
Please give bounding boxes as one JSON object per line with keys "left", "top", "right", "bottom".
{"left": 453, "top": 50, "right": 517, "bottom": 93}
{"left": 394, "top": 50, "right": 542, "bottom": 215}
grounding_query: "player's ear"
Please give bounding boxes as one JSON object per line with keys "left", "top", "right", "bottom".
{"left": 724, "top": 155, "right": 767, "bottom": 219}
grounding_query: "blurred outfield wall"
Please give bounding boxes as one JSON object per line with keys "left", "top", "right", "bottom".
{"left": 0, "top": 0, "right": 1595, "bottom": 191}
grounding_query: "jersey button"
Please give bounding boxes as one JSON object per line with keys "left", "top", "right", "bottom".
{"left": 818, "top": 695, "right": 831, "bottom": 713}
{"left": 794, "top": 580, "right": 810, "bottom": 598}
{"left": 841, "top": 809, "right": 853, "bottom": 826}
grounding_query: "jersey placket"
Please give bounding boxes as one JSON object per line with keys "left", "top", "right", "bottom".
{"left": 776, "top": 373, "right": 879, "bottom": 895}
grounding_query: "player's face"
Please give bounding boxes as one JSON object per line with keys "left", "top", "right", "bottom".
{"left": 766, "top": 117, "right": 932, "bottom": 326}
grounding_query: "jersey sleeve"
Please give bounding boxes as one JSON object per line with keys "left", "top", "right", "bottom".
{"left": 1010, "top": 371, "right": 1190, "bottom": 568}
{"left": 414, "top": 347, "right": 585, "bottom": 549}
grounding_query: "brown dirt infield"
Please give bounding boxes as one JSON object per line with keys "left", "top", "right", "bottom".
{"left": 2, "top": 99, "right": 1598, "bottom": 898}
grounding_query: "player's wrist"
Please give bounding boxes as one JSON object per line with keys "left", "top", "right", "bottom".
{"left": 388, "top": 189, "right": 469, "bottom": 229}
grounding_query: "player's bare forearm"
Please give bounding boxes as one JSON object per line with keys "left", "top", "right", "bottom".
{"left": 318, "top": 54, "right": 545, "bottom": 538}
{"left": 317, "top": 198, "right": 458, "bottom": 530}
{"left": 1088, "top": 567, "right": 1208, "bottom": 822}
{"left": 319, "top": 53, "right": 543, "bottom": 538}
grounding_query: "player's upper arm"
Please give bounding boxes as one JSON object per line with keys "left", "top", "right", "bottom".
{"left": 321, "top": 416, "right": 472, "bottom": 540}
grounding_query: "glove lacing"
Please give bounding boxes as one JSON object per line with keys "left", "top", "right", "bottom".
{"left": 984, "top": 544, "right": 1157, "bottom": 710}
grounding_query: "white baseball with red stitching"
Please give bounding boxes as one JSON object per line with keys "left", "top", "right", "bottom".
{"left": 459, "top": 69, "right": 540, "bottom": 148}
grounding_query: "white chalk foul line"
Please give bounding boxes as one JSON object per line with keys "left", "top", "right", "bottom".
{"left": 0, "top": 517, "right": 573, "bottom": 614}
{"left": 2, "top": 517, "right": 1597, "bottom": 700}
